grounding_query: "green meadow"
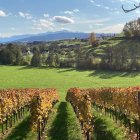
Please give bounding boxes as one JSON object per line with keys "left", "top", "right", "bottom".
{"left": 1, "top": 65, "right": 140, "bottom": 99}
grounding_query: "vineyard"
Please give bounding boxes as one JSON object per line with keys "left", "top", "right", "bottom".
{"left": 0, "top": 88, "right": 59, "bottom": 140}
{"left": 1, "top": 66, "right": 140, "bottom": 140}
{"left": 1, "top": 86, "right": 140, "bottom": 140}
{"left": 67, "top": 87, "right": 140, "bottom": 140}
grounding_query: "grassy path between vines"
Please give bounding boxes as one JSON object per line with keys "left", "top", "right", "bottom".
{"left": 93, "top": 109, "right": 127, "bottom": 140}
{"left": 1, "top": 111, "right": 35, "bottom": 140}
{"left": 46, "top": 102, "right": 83, "bottom": 140}
{"left": 5, "top": 115, "right": 36, "bottom": 140}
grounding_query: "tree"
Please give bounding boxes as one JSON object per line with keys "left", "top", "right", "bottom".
{"left": 89, "top": 32, "right": 99, "bottom": 47}
{"left": 41, "top": 53, "right": 47, "bottom": 65}
{"left": 0, "top": 43, "right": 23, "bottom": 65}
{"left": 123, "top": 22, "right": 132, "bottom": 37}
{"left": 23, "top": 54, "right": 32, "bottom": 65}
{"left": 55, "top": 54, "right": 60, "bottom": 66}
{"left": 31, "top": 47, "right": 41, "bottom": 67}
{"left": 6, "top": 43, "right": 16, "bottom": 64}
{"left": 123, "top": 18, "right": 140, "bottom": 37}
{"left": 0, "top": 49, "right": 11, "bottom": 64}
{"left": 46, "top": 53, "right": 55, "bottom": 67}
{"left": 15, "top": 48, "right": 23, "bottom": 65}
{"left": 46, "top": 53, "right": 60, "bottom": 67}
{"left": 122, "top": 3, "right": 140, "bottom": 13}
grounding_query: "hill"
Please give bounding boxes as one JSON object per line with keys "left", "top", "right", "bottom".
{"left": 0, "top": 30, "right": 115, "bottom": 43}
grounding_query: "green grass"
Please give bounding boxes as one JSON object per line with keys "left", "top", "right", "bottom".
{"left": 0, "top": 110, "right": 36, "bottom": 140}
{"left": 1, "top": 65, "right": 140, "bottom": 139}
{"left": 5, "top": 115, "right": 37, "bottom": 140}
{"left": 93, "top": 109, "right": 127, "bottom": 140}
{"left": 46, "top": 102, "right": 83, "bottom": 140}
{"left": 85, "top": 38, "right": 140, "bottom": 57}
{"left": 1, "top": 65, "right": 140, "bottom": 100}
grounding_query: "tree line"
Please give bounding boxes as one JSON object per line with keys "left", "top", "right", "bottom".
{"left": 0, "top": 43, "right": 61, "bottom": 67}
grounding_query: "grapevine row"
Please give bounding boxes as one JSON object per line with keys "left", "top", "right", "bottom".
{"left": 30, "top": 89, "right": 59, "bottom": 140}
{"left": 67, "top": 86, "right": 140, "bottom": 140}
{"left": 66, "top": 88, "right": 93, "bottom": 140}
{"left": 87, "top": 87, "right": 140, "bottom": 139}
{"left": 0, "top": 88, "right": 59, "bottom": 140}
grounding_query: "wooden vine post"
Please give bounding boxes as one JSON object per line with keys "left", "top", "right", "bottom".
{"left": 37, "top": 96, "right": 41, "bottom": 140}
{"left": 38, "top": 119, "right": 41, "bottom": 140}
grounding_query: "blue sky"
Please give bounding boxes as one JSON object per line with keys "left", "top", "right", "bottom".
{"left": 0, "top": 0, "right": 140, "bottom": 37}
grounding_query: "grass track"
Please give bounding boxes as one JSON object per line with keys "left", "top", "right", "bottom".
{"left": 46, "top": 102, "right": 83, "bottom": 140}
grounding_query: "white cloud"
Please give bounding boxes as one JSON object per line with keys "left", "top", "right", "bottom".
{"left": 32, "top": 27, "right": 42, "bottom": 30}
{"left": 135, "top": 9, "right": 140, "bottom": 15}
{"left": 10, "top": 27, "right": 16, "bottom": 31}
{"left": 39, "top": 19, "right": 54, "bottom": 28}
{"left": 90, "top": 0, "right": 95, "bottom": 3}
{"left": 19, "top": 12, "right": 25, "bottom": 17}
{"left": 94, "top": 23, "right": 125, "bottom": 33}
{"left": 89, "top": 25, "right": 93, "bottom": 29}
{"left": 105, "top": 6, "right": 110, "bottom": 10}
{"left": 0, "top": 33, "right": 11, "bottom": 38}
{"left": 0, "top": 10, "right": 7, "bottom": 17}
{"left": 115, "top": 0, "right": 139, "bottom": 4}
{"left": 114, "top": 10, "right": 120, "bottom": 14}
{"left": 60, "top": 27, "right": 71, "bottom": 31}
{"left": 0, "top": 33, "right": 2, "bottom": 37}
{"left": 44, "top": 13, "right": 49, "bottom": 18}
{"left": 19, "top": 12, "right": 32, "bottom": 19}
{"left": 120, "top": 0, "right": 139, "bottom": 3}
{"left": 33, "top": 19, "right": 54, "bottom": 30}
{"left": 76, "top": 18, "right": 110, "bottom": 24}
{"left": 64, "top": 9, "right": 80, "bottom": 15}
{"left": 90, "top": 1, "right": 111, "bottom": 10}
{"left": 95, "top": 23, "right": 104, "bottom": 26}
{"left": 64, "top": 11, "right": 73, "bottom": 15}
{"left": 53, "top": 16, "right": 74, "bottom": 24}
{"left": 73, "top": 9, "right": 80, "bottom": 13}
{"left": 89, "top": 23, "right": 104, "bottom": 29}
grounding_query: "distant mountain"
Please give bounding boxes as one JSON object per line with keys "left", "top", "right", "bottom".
{"left": 0, "top": 30, "right": 115, "bottom": 43}
{"left": 0, "top": 34, "right": 32, "bottom": 43}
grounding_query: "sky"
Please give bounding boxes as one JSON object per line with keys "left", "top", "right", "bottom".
{"left": 0, "top": 0, "right": 140, "bottom": 37}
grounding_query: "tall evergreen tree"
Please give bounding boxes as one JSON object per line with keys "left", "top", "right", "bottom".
{"left": 31, "top": 47, "right": 41, "bottom": 67}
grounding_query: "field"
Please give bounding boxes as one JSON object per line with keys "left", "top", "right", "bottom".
{"left": 1, "top": 65, "right": 140, "bottom": 140}
{"left": 1, "top": 65, "right": 140, "bottom": 97}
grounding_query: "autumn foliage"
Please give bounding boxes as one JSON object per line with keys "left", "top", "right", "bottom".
{"left": 66, "top": 88, "right": 93, "bottom": 140}
{"left": 87, "top": 87, "right": 140, "bottom": 119}
{"left": 67, "top": 86, "right": 140, "bottom": 140}
{"left": 0, "top": 88, "right": 59, "bottom": 139}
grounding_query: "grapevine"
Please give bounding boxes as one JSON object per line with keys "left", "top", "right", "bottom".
{"left": 0, "top": 88, "right": 59, "bottom": 140}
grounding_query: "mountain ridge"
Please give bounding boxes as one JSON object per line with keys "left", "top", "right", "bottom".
{"left": 0, "top": 30, "right": 115, "bottom": 43}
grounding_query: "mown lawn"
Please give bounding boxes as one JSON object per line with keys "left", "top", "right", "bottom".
{"left": 1, "top": 65, "right": 140, "bottom": 100}
{"left": 1, "top": 65, "right": 140, "bottom": 140}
